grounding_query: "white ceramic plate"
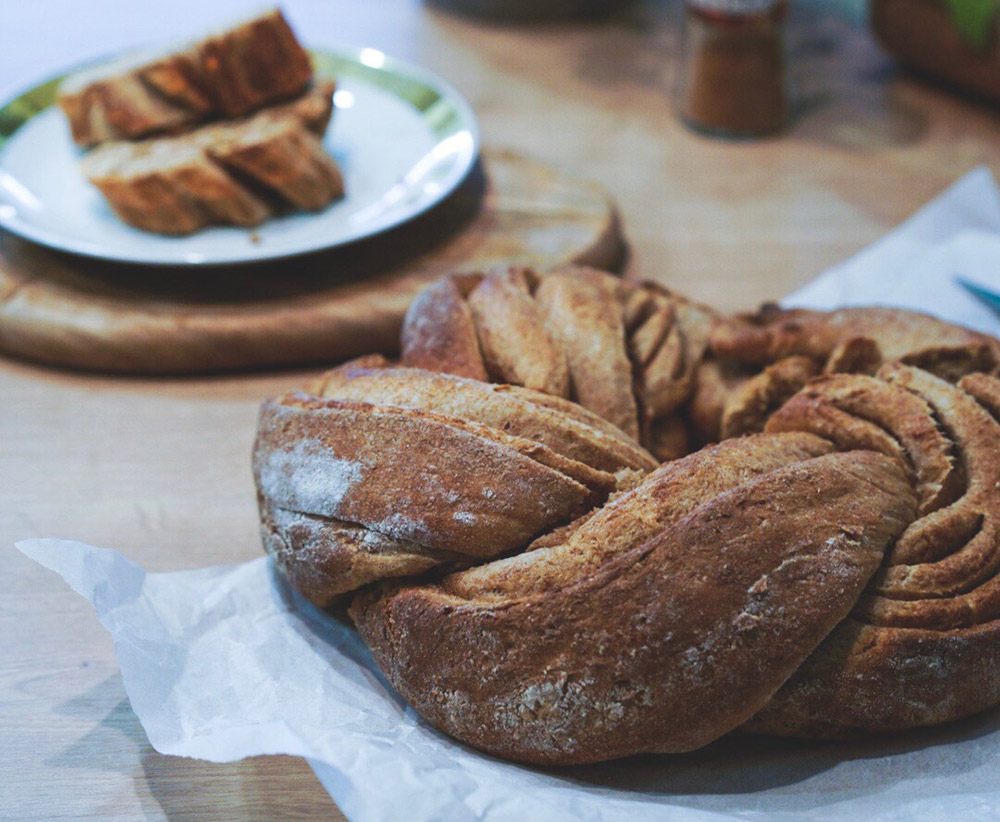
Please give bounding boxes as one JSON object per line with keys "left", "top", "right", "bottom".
{"left": 0, "top": 48, "right": 479, "bottom": 266}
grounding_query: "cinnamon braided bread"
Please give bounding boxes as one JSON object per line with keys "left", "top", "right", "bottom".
{"left": 253, "top": 265, "right": 1000, "bottom": 765}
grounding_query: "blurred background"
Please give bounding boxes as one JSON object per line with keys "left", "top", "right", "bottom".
{"left": 3, "top": 0, "right": 997, "bottom": 310}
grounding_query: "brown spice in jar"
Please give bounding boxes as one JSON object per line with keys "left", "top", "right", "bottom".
{"left": 680, "top": 2, "right": 790, "bottom": 137}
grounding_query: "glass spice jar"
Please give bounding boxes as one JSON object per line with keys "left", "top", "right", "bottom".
{"left": 678, "top": 0, "right": 791, "bottom": 138}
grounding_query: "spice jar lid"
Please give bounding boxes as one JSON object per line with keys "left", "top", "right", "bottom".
{"left": 686, "top": 0, "right": 783, "bottom": 14}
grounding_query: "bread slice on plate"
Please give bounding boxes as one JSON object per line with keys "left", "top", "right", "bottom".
{"left": 207, "top": 118, "right": 344, "bottom": 212}
{"left": 81, "top": 82, "right": 343, "bottom": 235}
{"left": 58, "top": 8, "right": 313, "bottom": 147}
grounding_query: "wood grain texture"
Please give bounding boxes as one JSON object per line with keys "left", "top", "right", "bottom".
{"left": 1, "top": 0, "right": 998, "bottom": 818}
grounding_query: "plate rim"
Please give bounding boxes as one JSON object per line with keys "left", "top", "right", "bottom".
{"left": 0, "top": 45, "right": 481, "bottom": 268}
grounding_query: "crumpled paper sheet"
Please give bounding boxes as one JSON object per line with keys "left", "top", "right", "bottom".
{"left": 16, "top": 167, "right": 1000, "bottom": 822}
{"left": 785, "top": 166, "right": 1000, "bottom": 331}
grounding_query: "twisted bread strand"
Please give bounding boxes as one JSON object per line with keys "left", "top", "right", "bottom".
{"left": 351, "top": 440, "right": 916, "bottom": 764}
{"left": 402, "top": 267, "right": 716, "bottom": 462}
{"left": 255, "top": 356, "right": 655, "bottom": 604}
{"left": 748, "top": 367, "right": 1000, "bottom": 737}
{"left": 694, "top": 304, "right": 1000, "bottom": 442}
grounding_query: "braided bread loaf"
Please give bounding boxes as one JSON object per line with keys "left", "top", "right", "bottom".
{"left": 253, "top": 265, "right": 1000, "bottom": 765}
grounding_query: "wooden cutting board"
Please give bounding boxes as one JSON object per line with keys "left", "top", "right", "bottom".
{"left": 0, "top": 149, "right": 623, "bottom": 373}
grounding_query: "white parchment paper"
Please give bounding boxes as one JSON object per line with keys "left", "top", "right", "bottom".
{"left": 16, "top": 167, "right": 1000, "bottom": 822}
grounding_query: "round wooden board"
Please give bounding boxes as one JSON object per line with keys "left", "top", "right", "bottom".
{"left": 0, "top": 149, "right": 622, "bottom": 373}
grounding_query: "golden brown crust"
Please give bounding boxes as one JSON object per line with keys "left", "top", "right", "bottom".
{"left": 764, "top": 370, "right": 963, "bottom": 516}
{"left": 719, "top": 355, "right": 819, "bottom": 439}
{"left": 401, "top": 275, "right": 487, "bottom": 380}
{"left": 254, "top": 392, "right": 600, "bottom": 559}
{"left": 182, "top": 9, "right": 312, "bottom": 118}
{"left": 690, "top": 304, "right": 998, "bottom": 449}
{"left": 253, "top": 361, "right": 657, "bottom": 603}
{"left": 747, "top": 618, "right": 1000, "bottom": 738}
{"left": 535, "top": 269, "right": 640, "bottom": 440}
{"left": 958, "top": 372, "right": 1000, "bottom": 423}
{"left": 440, "top": 433, "right": 836, "bottom": 601}
{"left": 749, "top": 365, "right": 1000, "bottom": 737}
{"left": 466, "top": 266, "right": 571, "bottom": 396}
{"left": 351, "top": 449, "right": 916, "bottom": 764}
{"left": 86, "top": 141, "right": 269, "bottom": 234}
{"left": 313, "top": 358, "right": 657, "bottom": 473}
{"left": 254, "top": 271, "right": 1000, "bottom": 764}
{"left": 710, "top": 304, "right": 999, "bottom": 378}
{"left": 638, "top": 287, "right": 715, "bottom": 423}
{"left": 686, "top": 357, "right": 754, "bottom": 445}
{"left": 401, "top": 266, "right": 720, "bottom": 455}
{"left": 58, "top": 72, "right": 197, "bottom": 150}
{"left": 259, "top": 499, "right": 468, "bottom": 608}
{"left": 209, "top": 120, "right": 343, "bottom": 211}
{"left": 646, "top": 413, "right": 690, "bottom": 463}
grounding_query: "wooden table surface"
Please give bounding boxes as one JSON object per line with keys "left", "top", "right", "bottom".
{"left": 2, "top": 1, "right": 997, "bottom": 819}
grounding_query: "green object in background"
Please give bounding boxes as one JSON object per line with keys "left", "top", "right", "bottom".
{"left": 942, "top": 0, "right": 1000, "bottom": 50}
